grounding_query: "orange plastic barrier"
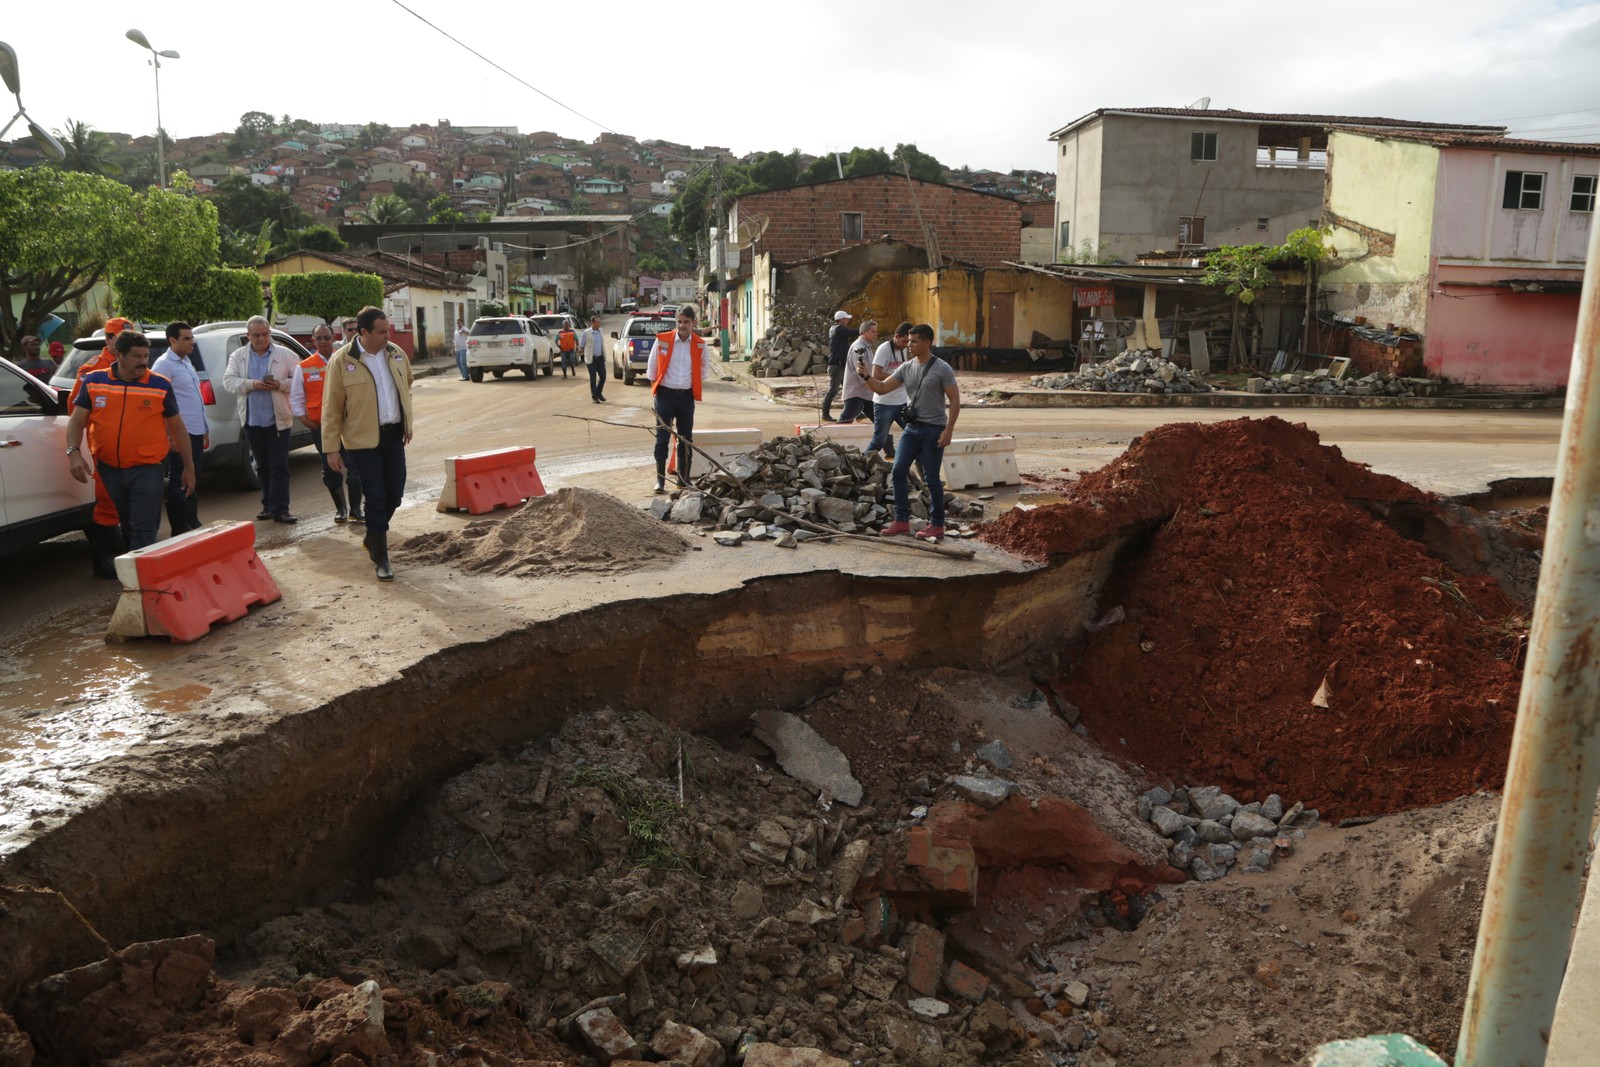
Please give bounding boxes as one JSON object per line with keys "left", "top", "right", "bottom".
{"left": 437, "top": 446, "right": 546, "bottom": 514}
{"left": 107, "top": 521, "right": 282, "bottom": 643}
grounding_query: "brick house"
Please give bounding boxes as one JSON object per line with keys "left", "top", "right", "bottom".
{"left": 728, "top": 174, "right": 1023, "bottom": 268}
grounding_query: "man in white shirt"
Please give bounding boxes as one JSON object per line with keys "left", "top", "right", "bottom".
{"left": 150, "top": 321, "right": 209, "bottom": 534}
{"left": 578, "top": 314, "right": 607, "bottom": 404}
{"left": 646, "top": 307, "right": 714, "bottom": 493}
{"left": 453, "top": 320, "right": 470, "bottom": 381}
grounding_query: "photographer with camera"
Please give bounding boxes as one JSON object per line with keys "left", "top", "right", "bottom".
{"left": 864, "top": 324, "right": 960, "bottom": 541}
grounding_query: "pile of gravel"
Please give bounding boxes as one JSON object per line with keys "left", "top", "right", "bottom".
{"left": 1138, "top": 784, "right": 1318, "bottom": 881}
{"left": 1247, "top": 371, "right": 1420, "bottom": 397}
{"left": 1030, "top": 352, "right": 1213, "bottom": 394}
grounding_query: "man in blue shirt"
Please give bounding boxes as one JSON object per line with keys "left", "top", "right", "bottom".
{"left": 223, "top": 316, "right": 299, "bottom": 523}
{"left": 151, "top": 321, "right": 209, "bottom": 534}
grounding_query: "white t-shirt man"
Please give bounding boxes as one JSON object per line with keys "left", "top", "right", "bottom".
{"left": 872, "top": 339, "right": 910, "bottom": 405}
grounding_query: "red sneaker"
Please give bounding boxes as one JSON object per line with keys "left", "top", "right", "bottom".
{"left": 915, "top": 525, "right": 946, "bottom": 541}
{"left": 879, "top": 521, "right": 912, "bottom": 537}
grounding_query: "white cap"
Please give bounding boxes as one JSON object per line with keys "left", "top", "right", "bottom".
{"left": 833, "top": 310, "right": 852, "bottom": 321}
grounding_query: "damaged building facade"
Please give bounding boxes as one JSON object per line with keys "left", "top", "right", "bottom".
{"left": 1049, "top": 107, "right": 1502, "bottom": 262}
{"left": 1321, "top": 127, "right": 1597, "bottom": 389}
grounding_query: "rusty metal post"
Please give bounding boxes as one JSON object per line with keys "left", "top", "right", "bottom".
{"left": 1456, "top": 219, "right": 1600, "bottom": 1066}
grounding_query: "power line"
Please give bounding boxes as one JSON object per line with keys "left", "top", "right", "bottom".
{"left": 385, "top": 0, "right": 615, "bottom": 134}
{"left": 1499, "top": 106, "right": 1600, "bottom": 121}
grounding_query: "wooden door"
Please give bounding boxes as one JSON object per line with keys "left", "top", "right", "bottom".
{"left": 988, "top": 291, "right": 1016, "bottom": 349}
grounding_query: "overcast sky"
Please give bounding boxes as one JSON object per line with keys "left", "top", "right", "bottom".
{"left": 5, "top": 0, "right": 1598, "bottom": 173}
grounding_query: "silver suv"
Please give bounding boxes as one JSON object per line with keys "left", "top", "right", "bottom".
{"left": 51, "top": 322, "right": 318, "bottom": 489}
{"left": 466, "top": 317, "right": 554, "bottom": 380}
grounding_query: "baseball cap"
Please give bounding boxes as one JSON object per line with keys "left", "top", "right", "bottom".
{"left": 103, "top": 317, "right": 134, "bottom": 336}
{"left": 833, "top": 310, "right": 851, "bottom": 322}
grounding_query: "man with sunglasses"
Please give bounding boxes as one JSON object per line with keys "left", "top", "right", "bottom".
{"left": 864, "top": 324, "right": 960, "bottom": 541}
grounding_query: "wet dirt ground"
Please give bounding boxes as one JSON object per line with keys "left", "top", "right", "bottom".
{"left": 0, "top": 366, "right": 1567, "bottom": 1067}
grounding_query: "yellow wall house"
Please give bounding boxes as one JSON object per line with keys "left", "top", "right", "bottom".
{"left": 259, "top": 250, "right": 472, "bottom": 359}
{"left": 859, "top": 267, "right": 1077, "bottom": 353}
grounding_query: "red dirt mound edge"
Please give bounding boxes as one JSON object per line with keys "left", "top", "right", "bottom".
{"left": 979, "top": 417, "right": 1524, "bottom": 819}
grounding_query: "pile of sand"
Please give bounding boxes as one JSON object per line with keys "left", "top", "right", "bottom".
{"left": 400, "top": 487, "right": 689, "bottom": 577}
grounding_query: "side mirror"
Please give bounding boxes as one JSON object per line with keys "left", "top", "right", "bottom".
{"left": 610, "top": 332, "right": 619, "bottom": 339}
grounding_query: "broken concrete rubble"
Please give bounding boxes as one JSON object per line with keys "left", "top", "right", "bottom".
{"left": 1031, "top": 351, "right": 1213, "bottom": 393}
{"left": 751, "top": 709, "right": 865, "bottom": 806}
{"left": 654, "top": 434, "right": 984, "bottom": 539}
{"left": 1247, "top": 369, "right": 1424, "bottom": 396}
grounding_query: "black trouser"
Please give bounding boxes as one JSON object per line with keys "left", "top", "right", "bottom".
{"left": 346, "top": 424, "right": 407, "bottom": 536}
{"left": 821, "top": 363, "right": 844, "bottom": 421}
{"left": 588, "top": 358, "right": 607, "bottom": 400}
{"left": 244, "top": 423, "right": 291, "bottom": 515}
{"left": 653, "top": 387, "right": 694, "bottom": 479}
{"left": 165, "top": 432, "right": 204, "bottom": 534}
{"left": 313, "top": 431, "right": 363, "bottom": 502}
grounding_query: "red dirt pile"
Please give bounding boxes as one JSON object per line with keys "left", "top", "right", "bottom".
{"left": 980, "top": 417, "right": 1526, "bottom": 819}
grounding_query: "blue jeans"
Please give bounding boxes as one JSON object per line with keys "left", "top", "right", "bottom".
{"left": 98, "top": 461, "right": 165, "bottom": 551}
{"left": 892, "top": 422, "right": 946, "bottom": 526}
{"left": 346, "top": 424, "right": 407, "bottom": 536}
{"left": 164, "top": 432, "right": 205, "bottom": 534}
{"left": 837, "top": 396, "right": 871, "bottom": 423}
{"left": 653, "top": 387, "right": 695, "bottom": 478}
{"left": 588, "top": 358, "right": 607, "bottom": 400}
{"left": 455, "top": 347, "right": 469, "bottom": 379}
{"left": 561, "top": 349, "right": 576, "bottom": 374}
{"left": 244, "top": 423, "right": 291, "bottom": 515}
{"left": 868, "top": 402, "right": 907, "bottom": 454}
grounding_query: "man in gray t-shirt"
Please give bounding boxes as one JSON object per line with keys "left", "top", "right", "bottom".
{"left": 865, "top": 323, "right": 960, "bottom": 541}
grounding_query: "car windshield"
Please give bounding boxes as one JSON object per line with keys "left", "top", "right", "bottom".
{"left": 627, "top": 319, "right": 665, "bottom": 338}
{"left": 470, "top": 319, "right": 527, "bottom": 337}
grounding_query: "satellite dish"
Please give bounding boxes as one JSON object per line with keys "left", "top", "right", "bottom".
{"left": 1187, "top": 96, "right": 1212, "bottom": 110}
{"left": 472, "top": 259, "right": 486, "bottom": 273}
{"left": 733, "top": 213, "right": 770, "bottom": 250}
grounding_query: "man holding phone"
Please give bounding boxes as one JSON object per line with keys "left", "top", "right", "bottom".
{"left": 839, "top": 319, "right": 878, "bottom": 424}
{"left": 223, "top": 315, "right": 300, "bottom": 523}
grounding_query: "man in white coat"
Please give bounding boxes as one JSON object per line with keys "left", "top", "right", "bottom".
{"left": 223, "top": 316, "right": 300, "bottom": 523}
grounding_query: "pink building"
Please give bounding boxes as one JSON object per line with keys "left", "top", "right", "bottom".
{"left": 1324, "top": 128, "right": 1597, "bottom": 388}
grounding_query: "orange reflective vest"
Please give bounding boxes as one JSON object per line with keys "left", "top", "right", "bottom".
{"left": 557, "top": 328, "right": 577, "bottom": 352}
{"left": 651, "top": 331, "right": 705, "bottom": 400}
{"left": 298, "top": 353, "right": 328, "bottom": 424}
{"left": 77, "top": 368, "right": 178, "bottom": 468}
{"left": 71, "top": 348, "right": 117, "bottom": 407}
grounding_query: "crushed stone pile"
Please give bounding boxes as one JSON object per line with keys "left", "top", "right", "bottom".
{"left": 751, "top": 329, "right": 828, "bottom": 378}
{"left": 402, "top": 486, "right": 690, "bottom": 576}
{"left": 1247, "top": 370, "right": 1421, "bottom": 397}
{"left": 1030, "top": 351, "right": 1214, "bottom": 394}
{"left": 651, "top": 434, "right": 985, "bottom": 543}
{"left": 1137, "top": 784, "right": 1318, "bottom": 881}
{"left": 979, "top": 417, "right": 1528, "bottom": 819}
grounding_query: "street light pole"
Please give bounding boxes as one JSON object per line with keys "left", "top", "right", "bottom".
{"left": 125, "top": 29, "right": 178, "bottom": 188}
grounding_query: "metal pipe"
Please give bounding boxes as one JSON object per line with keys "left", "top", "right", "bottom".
{"left": 1455, "top": 214, "right": 1600, "bottom": 1065}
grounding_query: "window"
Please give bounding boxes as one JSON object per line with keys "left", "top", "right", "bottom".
{"left": 1257, "top": 217, "right": 1269, "bottom": 232}
{"left": 1573, "top": 174, "right": 1597, "bottom": 213}
{"left": 1178, "top": 216, "right": 1206, "bottom": 247}
{"left": 1502, "top": 171, "right": 1545, "bottom": 210}
{"left": 533, "top": 244, "right": 548, "bottom": 260}
{"left": 1191, "top": 132, "right": 1217, "bottom": 162}
{"left": 842, "top": 212, "right": 864, "bottom": 241}
{"left": 1060, "top": 221, "right": 1070, "bottom": 248}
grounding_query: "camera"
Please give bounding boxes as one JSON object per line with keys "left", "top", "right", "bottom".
{"left": 902, "top": 409, "right": 919, "bottom": 427}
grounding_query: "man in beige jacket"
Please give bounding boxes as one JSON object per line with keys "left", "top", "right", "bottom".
{"left": 223, "top": 316, "right": 300, "bottom": 523}
{"left": 322, "top": 306, "right": 414, "bottom": 582}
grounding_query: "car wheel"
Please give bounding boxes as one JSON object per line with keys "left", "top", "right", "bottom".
{"left": 541, "top": 363, "right": 553, "bottom": 376}
{"left": 623, "top": 365, "right": 635, "bottom": 386}
{"left": 470, "top": 368, "right": 484, "bottom": 382}
{"left": 230, "top": 436, "right": 260, "bottom": 491}
{"left": 524, "top": 365, "right": 538, "bottom": 378}
{"left": 612, "top": 362, "right": 622, "bottom": 381}
{"left": 492, "top": 369, "right": 506, "bottom": 379}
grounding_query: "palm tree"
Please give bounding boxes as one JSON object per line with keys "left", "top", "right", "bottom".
{"left": 362, "top": 194, "right": 413, "bottom": 225}
{"left": 55, "top": 119, "right": 122, "bottom": 177}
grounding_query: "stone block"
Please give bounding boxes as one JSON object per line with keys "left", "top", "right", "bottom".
{"left": 577, "top": 1007, "right": 639, "bottom": 1064}
{"left": 942, "top": 960, "right": 990, "bottom": 1003}
{"left": 651, "top": 1020, "right": 724, "bottom": 1067}
{"left": 902, "top": 923, "right": 946, "bottom": 996}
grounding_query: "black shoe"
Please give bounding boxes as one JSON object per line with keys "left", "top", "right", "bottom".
{"left": 654, "top": 475, "right": 666, "bottom": 494}
{"left": 334, "top": 505, "right": 348, "bottom": 523}
{"left": 272, "top": 512, "right": 298, "bottom": 524}
{"left": 348, "top": 507, "right": 365, "bottom": 524}
{"left": 256, "top": 509, "right": 272, "bottom": 521}
{"left": 372, "top": 532, "right": 393, "bottom": 581}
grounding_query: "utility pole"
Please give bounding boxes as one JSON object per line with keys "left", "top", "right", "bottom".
{"left": 713, "top": 158, "right": 729, "bottom": 361}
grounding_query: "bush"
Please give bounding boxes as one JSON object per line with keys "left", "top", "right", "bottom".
{"left": 271, "top": 271, "right": 383, "bottom": 323}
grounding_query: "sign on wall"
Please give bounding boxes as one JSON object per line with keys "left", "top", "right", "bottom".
{"left": 1074, "top": 286, "right": 1115, "bottom": 308}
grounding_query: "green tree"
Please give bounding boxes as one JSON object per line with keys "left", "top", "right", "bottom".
{"left": 668, "top": 162, "right": 754, "bottom": 247}
{"left": 746, "top": 149, "right": 802, "bottom": 190}
{"left": 476, "top": 210, "right": 494, "bottom": 223}
{"left": 229, "top": 110, "right": 275, "bottom": 157}
{"left": 358, "top": 122, "right": 393, "bottom": 149}
{"left": 278, "top": 225, "right": 347, "bottom": 254}
{"left": 54, "top": 119, "right": 123, "bottom": 177}
{"left": 271, "top": 271, "right": 384, "bottom": 324}
{"left": 333, "top": 155, "right": 357, "bottom": 171}
{"left": 426, "top": 194, "right": 465, "bottom": 224}
{"left": 1058, "top": 239, "right": 1117, "bottom": 265}
{"left": 635, "top": 253, "right": 671, "bottom": 275}
{"left": 113, "top": 267, "right": 263, "bottom": 323}
{"left": 362, "top": 194, "right": 413, "bottom": 224}
{"left": 573, "top": 252, "right": 621, "bottom": 315}
{"left": 219, "top": 221, "right": 277, "bottom": 267}
{"left": 210, "top": 175, "right": 309, "bottom": 235}
{"left": 0, "top": 169, "right": 222, "bottom": 352}
{"left": 892, "top": 143, "right": 945, "bottom": 182}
